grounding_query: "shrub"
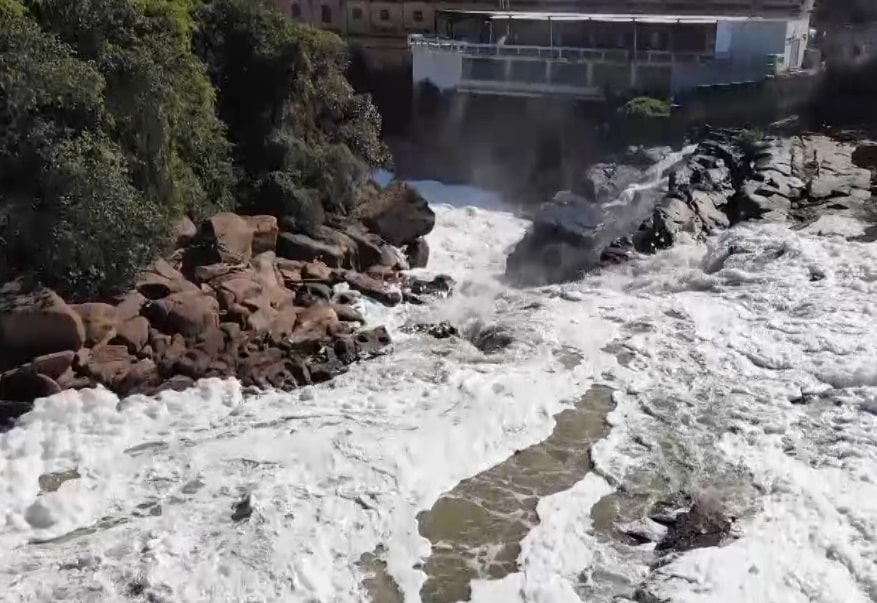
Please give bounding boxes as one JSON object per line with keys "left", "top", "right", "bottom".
{"left": 620, "top": 97, "right": 672, "bottom": 119}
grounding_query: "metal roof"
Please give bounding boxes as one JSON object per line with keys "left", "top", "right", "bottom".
{"left": 437, "top": 10, "right": 789, "bottom": 23}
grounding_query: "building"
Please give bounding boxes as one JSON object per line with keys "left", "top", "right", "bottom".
{"left": 409, "top": 8, "right": 814, "bottom": 99}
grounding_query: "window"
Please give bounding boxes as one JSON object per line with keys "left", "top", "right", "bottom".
{"left": 352, "top": 7, "right": 363, "bottom": 19}
{"left": 379, "top": 8, "right": 389, "bottom": 20}
{"left": 321, "top": 5, "right": 331, "bottom": 23}
{"left": 413, "top": 9, "right": 423, "bottom": 22}
{"left": 291, "top": 3, "right": 300, "bottom": 17}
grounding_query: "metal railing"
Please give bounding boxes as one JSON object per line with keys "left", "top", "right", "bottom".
{"left": 409, "top": 35, "right": 717, "bottom": 64}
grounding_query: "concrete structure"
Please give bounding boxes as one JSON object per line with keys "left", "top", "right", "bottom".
{"left": 409, "top": 10, "right": 812, "bottom": 99}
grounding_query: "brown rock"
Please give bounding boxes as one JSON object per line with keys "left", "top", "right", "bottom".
{"left": 343, "top": 227, "right": 384, "bottom": 269}
{"left": 195, "top": 327, "right": 227, "bottom": 357}
{"left": 117, "top": 359, "right": 160, "bottom": 395}
{"left": 114, "top": 317, "right": 150, "bottom": 354}
{"left": 137, "top": 258, "right": 199, "bottom": 300}
{"left": 175, "top": 348, "right": 212, "bottom": 380}
{"left": 332, "top": 303, "right": 365, "bottom": 324}
{"left": 83, "top": 344, "right": 133, "bottom": 388}
{"left": 201, "top": 212, "right": 255, "bottom": 265}
{"left": 0, "top": 368, "right": 61, "bottom": 403}
{"left": 277, "top": 232, "right": 345, "bottom": 267}
{"left": 216, "top": 276, "right": 263, "bottom": 310}
{"left": 174, "top": 216, "right": 198, "bottom": 248}
{"left": 243, "top": 215, "right": 279, "bottom": 254}
{"left": 113, "top": 291, "right": 148, "bottom": 322}
{"left": 405, "top": 237, "right": 430, "bottom": 268}
{"left": 0, "top": 280, "right": 86, "bottom": 369}
{"left": 302, "top": 261, "right": 335, "bottom": 283}
{"left": 359, "top": 181, "right": 436, "bottom": 247}
{"left": 31, "top": 351, "right": 76, "bottom": 380}
{"left": 341, "top": 271, "right": 403, "bottom": 307}
{"left": 194, "top": 263, "right": 238, "bottom": 285}
{"left": 71, "top": 303, "right": 119, "bottom": 346}
{"left": 267, "top": 307, "right": 299, "bottom": 342}
{"left": 147, "top": 291, "right": 220, "bottom": 339}
{"left": 56, "top": 368, "right": 75, "bottom": 389}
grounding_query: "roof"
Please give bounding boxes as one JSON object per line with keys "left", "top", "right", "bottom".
{"left": 437, "top": 10, "right": 790, "bottom": 23}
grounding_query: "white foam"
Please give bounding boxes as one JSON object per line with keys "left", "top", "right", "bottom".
{"left": 2, "top": 184, "right": 877, "bottom": 603}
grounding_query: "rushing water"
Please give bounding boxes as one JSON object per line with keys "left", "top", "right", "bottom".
{"left": 2, "top": 179, "right": 877, "bottom": 603}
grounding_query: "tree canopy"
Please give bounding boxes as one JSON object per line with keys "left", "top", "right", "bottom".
{"left": 0, "top": 0, "right": 387, "bottom": 299}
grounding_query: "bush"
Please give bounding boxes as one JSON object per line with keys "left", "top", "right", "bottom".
{"left": 619, "top": 97, "right": 672, "bottom": 119}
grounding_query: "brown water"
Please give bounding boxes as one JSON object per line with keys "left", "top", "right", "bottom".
{"left": 413, "top": 385, "right": 615, "bottom": 603}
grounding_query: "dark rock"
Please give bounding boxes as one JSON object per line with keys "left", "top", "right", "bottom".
{"left": 581, "top": 163, "right": 644, "bottom": 203}
{"left": 360, "top": 181, "right": 436, "bottom": 247}
{"left": 277, "top": 232, "right": 345, "bottom": 267}
{"left": 405, "top": 237, "right": 430, "bottom": 268}
{"left": 468, "top": 324, "right": 513, "bottom": 354}
{"left": 403, "top": 321, "right": 458, "bottom": 339}
{"left": 343, "top": 227, "right": 384, "bottom": 269}
{"left": 173, "top": 216, "right": 198, "bottom": 249}
{"left": 231, "top": 493, "right": 253, "bottom": 522}
{"left": 354, "top": 326, "right": 392, "bottom": 358}
{"left": 852, "top": 143, "right": 877, "bottom": 172}
{"left": 654, "top": 500, "right": 735, "bottom": 554}
{"left": 406, "top": 274, "right": 455, "bottom": 298}
{"left": 117, "top": 359, "right": 160, "bottom": 395}
{"left": 0, "top": 280, "right": 86, "bottom": 370}
{"left": 305, "top": 283, "right": 333, "bottom": 301}
{"left": 0, "top": 368, "right": 61, "bottom": 403}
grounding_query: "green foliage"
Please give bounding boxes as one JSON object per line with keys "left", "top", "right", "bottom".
{"left": 0, "top": 6, "right": 166, "bottom": 299}
{"left": 193, "top": 0, "right": 390, "bottom": 221}
{"left": 0, "top": 0, "right": 384, "bottom": 299}
{"left": 619, "top": 97, "right": 672, "bottom": 119}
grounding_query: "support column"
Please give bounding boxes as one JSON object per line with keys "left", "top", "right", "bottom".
{"left": 586, "top": 61, "right": 594, "bottom": 87}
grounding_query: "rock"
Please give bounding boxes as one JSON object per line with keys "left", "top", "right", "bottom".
{"left": 635, "top": 198, "right": 703, "bottom": 252}
{"left": 243, "top": 215, "right": 279, "bottom": 255}
{"left": 31, "top": 351, "right": 76, "bottom": 380}
{"left": 71, "top": 302, "right": 118, "bottom": 346}
{"left": 113, "top": 291, "right": 148, "bottom": 322}
{"left": 581, "top": 162, "right": 644, "bottom": 203}
{"left": 728, "top": 185, "right": 791, "bottom": 223}
{"left": 341, "top": 271, "right": 402, "bottom": 307}
{"left": 313, "top": 226, "right": 360, "bottom": 268}
{"left": 0, "top": 368, "right": 62, "bottom": 403}
{"left": 654, "top": 502, "right": 735, "bottom": 553}
{"left": 200, "top": 212, "right": 255, "bottom": 265}
{"left": 403, "top": 321, "right": 458, "bottom": 339}
{"left": 360, "top": 181, "right": 436, "bottom": 247}
{"left": 146, "top": 291, "right": 220, "bottom": 339}
{"left": 38, "top": 469, "right": 81, "bottom": 493}
{"left": 288, "top": 303, "right": 339, "bottom": 351}
{"left": 173, "top": 216, "right": 198, "bottom": 248}
{"left": 136, "top": 258, "right": 200, "bottom": 300}
{"left": 332, "top": 303, "right": 365, "bottom": 324}
{"left": 277, "top": 232, "right": 345, "bottom": 267}
{"left": 0, "top": 280, "right": 86, "bottom": 369}
{"left": 114, "top": 317, "right": 150, "bottom": 354}
{"left": 405, "top": 237, "right": 430, "bottom": 268}
{"left": 301, "top": 261, "right": 335, "bottom": 283}
{"left": 0, "top": 400, "right": 34, "bottom": 426}
{"left": 84, "top": 344, "right": 134, "bottom": 388}
{"left": 343, "top": 228, "right": 384, "bottom": 269}
{"left": 468, "top": 324, "right": 513, "bottom": 354}
{"left": 851, "top": 143, "right": 877, "bottom": 172}
{"left": 353, "top": 326, "right": 392, "bottom": 358}
{"left": 406, "top": 274, "right": 455, "bottom": 297}
{"left": 231, "top": 493, "right": 253, "bottom": 522}
{"left": 117, "top": 358, "right": 160, "bottom": 395}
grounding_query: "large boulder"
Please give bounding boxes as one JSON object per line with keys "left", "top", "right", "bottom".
{"left": 137, "top": 258, "right": 200, "bottom": 300}
{"left": 359, "top": 181, "right": 435, "bottom": 247}
{"left": 506, "top": 189, "right": 661, "bottom": 286}
{"left": 199, "top": 213, "right": 255, "bottom": 265}
{"left": 146, "top": 291, "right": 220, "bottom": 339}
{"left": 71, "top": 303, "right": 119, "bottom": 347}
{"left": 581, "top": 163, "right": 644, "bottom": 204}
{"left": 243, "top": 215, "right": 279, "bottom": 255}
{"left": 851, "top": 143, "right": 877, "bottom": 173}
{"left": 0, "top": 280, "right": 86, "bottom": 370}
{"left": 277, "top": 232, "right": 346, "bottom": 267}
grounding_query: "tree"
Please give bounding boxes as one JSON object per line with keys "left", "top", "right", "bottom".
{"left": 193, "top": 0, "right": 389, "bottom": 229}
{"left": 0, "top": 4, "right": 166, "bottom": 299}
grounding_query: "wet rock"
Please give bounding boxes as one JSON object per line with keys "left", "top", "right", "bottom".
{"left": 406, "top": 274, "right": 455, "bottom": 298}
{"left": 117, "top": 359, "right": 160, "bottom": 395}
{"left": 405, "top": 237, "right": 430, "bottom": 268}
{"left": 0, "top": 280, "right": 86, "bottom": 369}
{"left": 360, "top": 181, "right": 436, "bottom": 247}
{"left": 354, "top": 326, "right": 392, "bottom": 358}
{"left": 341, "top": 271, "right": 402, "bottom": 307}
{"left": 852, "top": 143, "right": 877, "bottom": 172}
{"left": 654, "top": 501, "right": 735, "bottom": 554}
{"left": 38, "top": 469, "right": 81, "bottom": 493}
{"left": 468, "top": 324, "right": 513, "bottom": 354}
{"left": 582, "top": 163, "right": 644, "bottom": 203}
{"left": 404, "top": 321, "right": 459, "bottom": 339}
{"left": 231, "top": 493, "right": 253, "bottom": 522}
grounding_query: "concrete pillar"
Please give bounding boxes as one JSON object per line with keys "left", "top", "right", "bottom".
{"left": 504, "top": 58, "right": 512, "bottom": 81}
{"left": 586, "top": 61, "right": 594, "bottom": 87}
{"left": 545, "top": 60, "right": 552, "bottom": 84}
{"left": 630, "top": 63, "right": 638, "bottom": 91}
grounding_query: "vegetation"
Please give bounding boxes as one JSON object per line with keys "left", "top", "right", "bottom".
{"left": 619, "top": 97, "right": 672, "bottom": 119}
{"left": 0, "top": 0, "right": 386, "bottom": 299}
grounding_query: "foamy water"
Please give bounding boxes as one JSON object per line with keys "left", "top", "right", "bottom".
{"left": 2, "top": 181, "right": 876, "bottom": 603}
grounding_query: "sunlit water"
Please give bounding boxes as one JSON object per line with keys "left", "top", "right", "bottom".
{"left": 2, "top": 179, "right": 877, "bottom": 603}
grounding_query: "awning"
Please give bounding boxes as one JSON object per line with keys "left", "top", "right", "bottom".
{"left": 437, "top": 10, "right": 785, "bottom": 24}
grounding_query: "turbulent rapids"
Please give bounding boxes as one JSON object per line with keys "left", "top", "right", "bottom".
{"left": 3, "top": 145, "right": 877, "bottom": 602}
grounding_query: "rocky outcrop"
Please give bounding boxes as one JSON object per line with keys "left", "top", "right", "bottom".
{"left": 359, "top": 181, "right": 436, "bottom": 247}
{"left": 0, "top": 179, "right": 437, "bottom": 425}
{"left": 506, "top": 129, "right": 876, "bottom": 286}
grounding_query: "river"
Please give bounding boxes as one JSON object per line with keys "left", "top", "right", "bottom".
{"left": 2, "top": 177, "right": 877, "bottom": 602}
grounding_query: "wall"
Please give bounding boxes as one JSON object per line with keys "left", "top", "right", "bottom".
{"left": 725, "top": 20, "right": 788, "bottom": 66}
{"left": 411, "top": 44, "right": 464, "bottom": 90}
{"left": 784, "top": 17, "right": 810, "bottom": 68}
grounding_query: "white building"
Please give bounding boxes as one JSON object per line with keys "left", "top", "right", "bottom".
{"left": 410, "top": 10, "right": 812, "bottom": 99}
